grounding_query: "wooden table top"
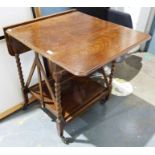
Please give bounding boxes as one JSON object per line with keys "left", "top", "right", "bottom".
{"left": 6, "top": 10, "right": 150, "bottom": 76}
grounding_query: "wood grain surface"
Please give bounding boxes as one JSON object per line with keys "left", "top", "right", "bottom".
{"left": 6, "top": 11, "right": 150, "bottom": 76}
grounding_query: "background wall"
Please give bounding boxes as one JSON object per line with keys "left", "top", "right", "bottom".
{"left": 113, "top": 7, "right": 152, "bottom": 32}
{"left": 40, "top": 7, "right": 71, "bottom": 16}
{"left": 147, "top": 15, "right": 155, "bottom": 54}
{"left": 114, "top": 7, "right": 152, "bottom": 51}
{"left": 0, "top": 7, "right": 34, "bottom": 113}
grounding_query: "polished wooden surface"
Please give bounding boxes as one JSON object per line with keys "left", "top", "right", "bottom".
{"left": 4, "top": 9, "right": 76, "bottom": 56}
{"left": 6, "top": 11, "right": 150, "bottom": 76}
{"left": 29, "top": 77, "right": 107, "bottom": 122}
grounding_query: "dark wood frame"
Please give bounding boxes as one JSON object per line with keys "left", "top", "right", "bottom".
{"left": 13, "top": 49, "right": 115, "bottom": 143}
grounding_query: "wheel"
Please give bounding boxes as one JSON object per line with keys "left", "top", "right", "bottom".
{"left": 61, "top": 136, "right": 69, "bottom": 144}
{"left": 40, "top": 100, "right": 45, "bottom": 108}
{"left": 100, "top": 95, "right": 109, "bottom": 104}
{"left": 22, "top": 104, "right": 28, "bottom": 110}
{"left": 41, "top": 103, "right": 45, "bottom": 109}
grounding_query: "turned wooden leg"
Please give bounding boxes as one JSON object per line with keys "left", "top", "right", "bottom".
{"left": 15, "top": 54, "right": 29, "bottom": 109}
{"left": 98, "top": 67, "right": 109, "bottom": 88}
{"left": 53, "top": 72, "right": 68, "bottom": 144}
{"left": 98, "top": 62, "right": 115, "bottom": 103}
{"left": 106, "top": 60, "right": 116, "bottom": 100}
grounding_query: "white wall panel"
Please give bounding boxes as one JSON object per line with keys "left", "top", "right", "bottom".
{"left": 0, "top": 7, "right": 34, "bottom": 112}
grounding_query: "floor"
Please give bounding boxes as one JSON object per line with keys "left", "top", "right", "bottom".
{"left": 0, "top": 52, "right": 155, "bottom": 147}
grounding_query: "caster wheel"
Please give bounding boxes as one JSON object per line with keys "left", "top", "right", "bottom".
{"left": 100, "top": 95, "right": 109, "bottom": 104}
{"left": 40, "top": 101, "right": 45, "bottom": 109}
{"left": 61, "top": 136, "right": 69, "bottom": 144}
{"left": 51, "top": 119, "right": 55, "bottom": 122}
{"left": 100, "top": 98, "right": 106, "bottom": 104}
{"left": 41, "top": 105, "right": 45, "bottom": 109}
{"left": 22, "top": 105, "right": 28, "bottom": 110}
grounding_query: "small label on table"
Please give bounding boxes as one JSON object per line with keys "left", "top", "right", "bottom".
{"left": 46, "top": 50, "right": 54, "bottom": 55}
{"left": 7, "top": 29, "right": 12, "bottom": 32}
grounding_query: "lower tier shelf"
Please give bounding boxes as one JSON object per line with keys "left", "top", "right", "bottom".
{"left": 29, "top": 77, "right": 108, "bottom": 122}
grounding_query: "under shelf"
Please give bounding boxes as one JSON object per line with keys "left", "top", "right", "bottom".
{"left": 29, "top": 77, "right": 108, "bottom": 122}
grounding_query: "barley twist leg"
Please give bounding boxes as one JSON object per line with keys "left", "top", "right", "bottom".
{"left": 15, "top": 54, "right": 28, "bottom": 109}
